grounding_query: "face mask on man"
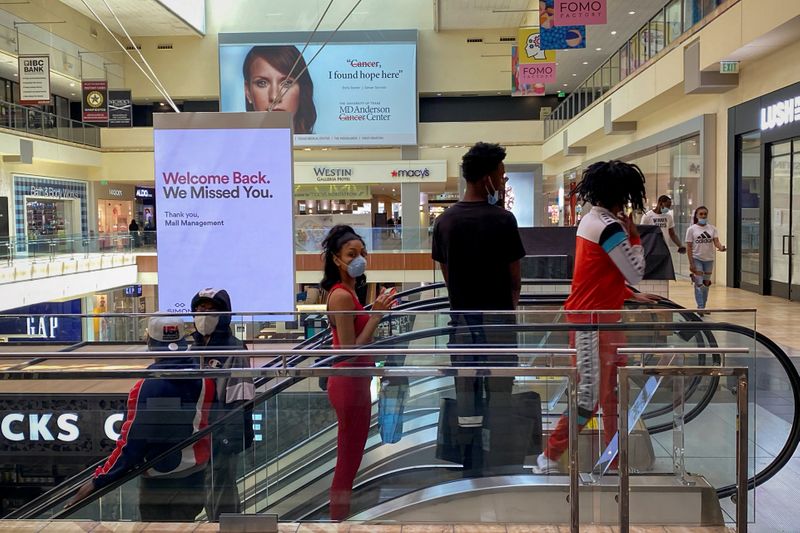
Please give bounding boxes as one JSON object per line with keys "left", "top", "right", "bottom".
{"left": 485, "top": 177, "right": 500, "bottom": 206}
{"left": 194, "top": 315, "right": 219, "bottom": 336}
{"left": 344, "top": 255, "right": 367, "bottom": 278}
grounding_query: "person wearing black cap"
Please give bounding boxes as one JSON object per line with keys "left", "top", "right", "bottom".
{"left": 67, "top": 317, "right": 215, "bottom": 521}
{"left": 190, "top": 288, "right": 255, "bottom": 521}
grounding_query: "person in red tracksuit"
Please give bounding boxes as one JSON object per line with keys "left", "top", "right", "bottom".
{"left": 320, "top": 225, "right": 395, "bottom": 520}
{"left": 533, "top": 160, "right": 660, "bottom": 474}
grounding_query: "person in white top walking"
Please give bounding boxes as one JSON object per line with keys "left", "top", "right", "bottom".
{"left": 641, "top": 195, "right": 686, "bottom": 253}
{"left": 685, "top": 206, "right": 726, "bottom": 309}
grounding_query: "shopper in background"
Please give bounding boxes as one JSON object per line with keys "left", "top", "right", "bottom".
{"left": 320, "top": 225, "right": 394, "bottom": 520}
{"left": 685, "top": 206, "right": 726, "bottom": 309}
{"left": 128, "top": 219, "right": 140, "bottom": 248}
{"left": 432, "top": 141, "right": 526, "bottom": 476}
{"left": 641, "top": 195, "right": 686, "bottom": 253}
{"left": 67, "top": 317, "right": 214, "bottom": 521}
{"left": 190, "top": 288, "right": 255, "bottom": 521}
{"left": 534, "top": 161, "right": 659, "bottom": 474}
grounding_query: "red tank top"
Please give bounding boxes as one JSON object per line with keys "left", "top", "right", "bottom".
{"left": 329, "top": 283, "right": 373, "bottom": 367}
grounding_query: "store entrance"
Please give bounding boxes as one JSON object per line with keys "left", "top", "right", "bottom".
{"left": 769, "top": 139, "right": 800, "bottom": 300}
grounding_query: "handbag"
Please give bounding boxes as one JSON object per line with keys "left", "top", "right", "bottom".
{"left": 378, "top": 377, "right": 409, "bottom": 444}
{"left": 435, "top": 397, "right": 462, "bottom": 463}
{"left": 482, "top": 391, "right": 543, "bottom": 468}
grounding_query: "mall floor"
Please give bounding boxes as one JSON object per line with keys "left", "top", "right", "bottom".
{"left": 667, "top": 281, "right": 800, "bottom": 532}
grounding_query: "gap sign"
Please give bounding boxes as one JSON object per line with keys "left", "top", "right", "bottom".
{"left": 554, "top": 0, "right": 607, "bottom": 26}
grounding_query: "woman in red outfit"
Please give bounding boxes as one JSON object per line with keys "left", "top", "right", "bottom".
{"left": 321, "top": 225, "right": 395, "bottom": 520}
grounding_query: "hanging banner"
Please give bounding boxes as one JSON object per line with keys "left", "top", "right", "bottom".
{"left": 512, "top": 45, "right": 546, "bottom": 97}
{"left": 154, "top": 112, "right": 295, "bottom": 315}
{"left": 18, "top": 55, "right": 51, "bottom": 105}
{"left": 517, "top": 27, "right": 557, "bottom": 64}
{"left": 540, "top": 0, "right": 586, "bottom": 50}
{"left": 518, "top": 62, "right": 557, "bottom": 85}
{"left": 554, "top": 0, "right": 607, "bottom": 26}
{"left": 108, "top": 89, "right": 132, "bottom": 127}
{"left": 82, "top": 80, "right": 108, "bottom": 122}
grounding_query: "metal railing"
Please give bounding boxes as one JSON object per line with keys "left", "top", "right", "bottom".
{"left": 0, "top": 99, "right": 101, "bottom": 147}
{"left": 618, "top": 363, "right": 749, "bottom": 533}
{"left": 0, "top": 349, "right": 581, "bottom": 532}
{"left": 544, "top": 0, "right": 732, "bottom": 138}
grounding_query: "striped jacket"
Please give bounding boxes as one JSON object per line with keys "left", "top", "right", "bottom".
{"left": 93, "top": 358, "right": 215, "bottom": 489}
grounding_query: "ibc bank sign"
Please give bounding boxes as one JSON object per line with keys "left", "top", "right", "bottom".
{"left": 554, "top": 0, "right": 607, "bottom": 26}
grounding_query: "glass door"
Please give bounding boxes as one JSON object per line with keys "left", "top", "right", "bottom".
{"left": 738, "top": 132, "right": 762, "bottom": 291}
{"left": 769, "top": 140, "right": 800, "bottom": 300}
{"left": 792, "top": 142, "right": 800, "bottom": 300}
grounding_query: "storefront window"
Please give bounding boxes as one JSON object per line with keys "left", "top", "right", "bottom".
{"left": 26, "top": 198, "right": 75, "bottom": 238}
{"left": 738, "top": 131, "right": 762, "bottom": 288}
{"left": 627, "top": 135, "right": 702, "bottom": 277}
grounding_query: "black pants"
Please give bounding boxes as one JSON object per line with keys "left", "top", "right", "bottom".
{"left": 448, "top": 313, "right": 518, "bottom": 476}
{"left": 139, "top": 471, "right": 205, "bottom": 522}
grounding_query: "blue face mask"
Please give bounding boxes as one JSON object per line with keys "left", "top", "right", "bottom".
{"left": 486, "top": 180, "right": 500, "bottom": 206}
{"left": 345, "top": 255, "right": 367, "bottom": 278}
{"left": 698, "top": 218, "right": 708, "bottom": 226}
{"left": 661, "top": 207, "right": 670, "bottom": 215}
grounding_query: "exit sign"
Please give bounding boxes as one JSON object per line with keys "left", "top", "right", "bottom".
{"left": 557, "top": 90, "right": 566, "bottom": 98}
{"left": 720, "top": 61, "right": 739, "bottom": 74}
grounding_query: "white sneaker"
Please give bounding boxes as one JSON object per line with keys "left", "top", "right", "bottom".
{"left": 531, "top": 453, "right": 560, "bottom": 474}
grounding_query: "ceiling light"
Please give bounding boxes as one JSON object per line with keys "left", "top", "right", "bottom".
{"left": 595, "top": 47, "right": 602, "bottom": 51}
{"left": 611, "top": 31, "right": 617, "bottom": 35}
{"left": 436, "top": 93, "right": 442, "bottom": 96}
{"left": 629, "top": 11, "right": 636, "bottom": 15}
{"left": 582, "top": 61, "right": 588, "bottom": 65}
{"left": 69, "top": 82, "right": 75, "bottom": 87}
{"left": 12, "top": 73, "right": 16, "bottom": 77}
{"left": 496, "top": 91, "right": 502, "bottom": 95}
{"left": 563, "top": 83, "right": 568, "bottom": 87}
{"left": 70, "top": 92, "right": 75, "bottom": 96}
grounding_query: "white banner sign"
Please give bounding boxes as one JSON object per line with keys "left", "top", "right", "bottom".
{"left": 18, "top": 55, "right": 51, "bottom": 105}
{"left": 154, "top": 113, "right": 295, "bottom": 314}
{"left": 294, "top": 160, "right": 447, "bottom": 185}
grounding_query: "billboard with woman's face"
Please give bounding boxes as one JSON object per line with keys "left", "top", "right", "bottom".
{"left": 219, "top": 30, "right": 417, "bottom": 147}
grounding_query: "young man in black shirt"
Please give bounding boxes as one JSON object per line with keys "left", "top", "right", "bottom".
{"left": 432, "top": 141, "right": 527, "bottom": 475}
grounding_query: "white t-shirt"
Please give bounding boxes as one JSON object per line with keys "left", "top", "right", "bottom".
{"left": 685, "top": 223, "right": 718, "bottom": 261}
{"left": 641, "top": 209, "right": 675, "bottom": 244}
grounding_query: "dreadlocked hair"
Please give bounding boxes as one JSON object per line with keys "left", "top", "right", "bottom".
{"left": 320, "top": 225, "right": 365, "bottom": 292}
{"left": 571, "top": 160, "right": 647, "bottom": 213}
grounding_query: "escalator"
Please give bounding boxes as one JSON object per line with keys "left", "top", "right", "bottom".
{"left": 7, "top": 282, "right": 800, "bottom": 524}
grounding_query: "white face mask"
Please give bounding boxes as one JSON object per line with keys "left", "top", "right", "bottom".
{"left": 194, "top": 315, "right": 219, "bottom": 336}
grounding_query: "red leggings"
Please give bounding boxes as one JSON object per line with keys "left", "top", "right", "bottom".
{"left": 327, "top": 375, "right": 372, "bottom": 520}
{"left": 546, "top": 330, "right": 626, "bottom": 462}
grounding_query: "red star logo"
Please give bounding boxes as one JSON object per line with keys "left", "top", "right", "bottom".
{"left": 391, "top": 170, "right": 398, "bottom": 177}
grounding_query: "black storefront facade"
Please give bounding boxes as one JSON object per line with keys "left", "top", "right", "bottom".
{"left": 728, "top": 80, "right": 800, "bottom": 300}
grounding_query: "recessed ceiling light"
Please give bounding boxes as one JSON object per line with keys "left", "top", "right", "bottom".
{"left": 436, "top": 93, "right": 442, "bottom": 96}
{"left": 555, "top": 62, "right": 559, "bottom": 66}
{"left": 12, "top": 73, "right": 16, "bottom": 77}
{"left": 629, "top": 11, "right": 636, "bottom": 15}
{"left": 595, "top": 47, "right": 602, "bottom": 51}
{"left": 69, "top": 82, "right": 75, "bottom": 87}
{"left": 496, "top": 91, "right": 502, "bottom": 95}
{"left": 572, "top": 73, "right": 577, "bottom": 76}
{"left": 563, "top": 83, "right": 568, "bottom": 87}
{"left": 611, "top": 30, "right": 617, "bottom": 35}
{"left": 70, "top": 92, "right": 75, "bottom": 96}
{"left": 582, "top": 61, "right": 588, "bottom": 65}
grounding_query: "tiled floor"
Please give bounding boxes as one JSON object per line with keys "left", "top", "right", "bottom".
{"left": 667, "top": 282, "right": 800, "bottom": 354}
{"left": 0, "top": 523, "right": 736, "bottom": 533}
